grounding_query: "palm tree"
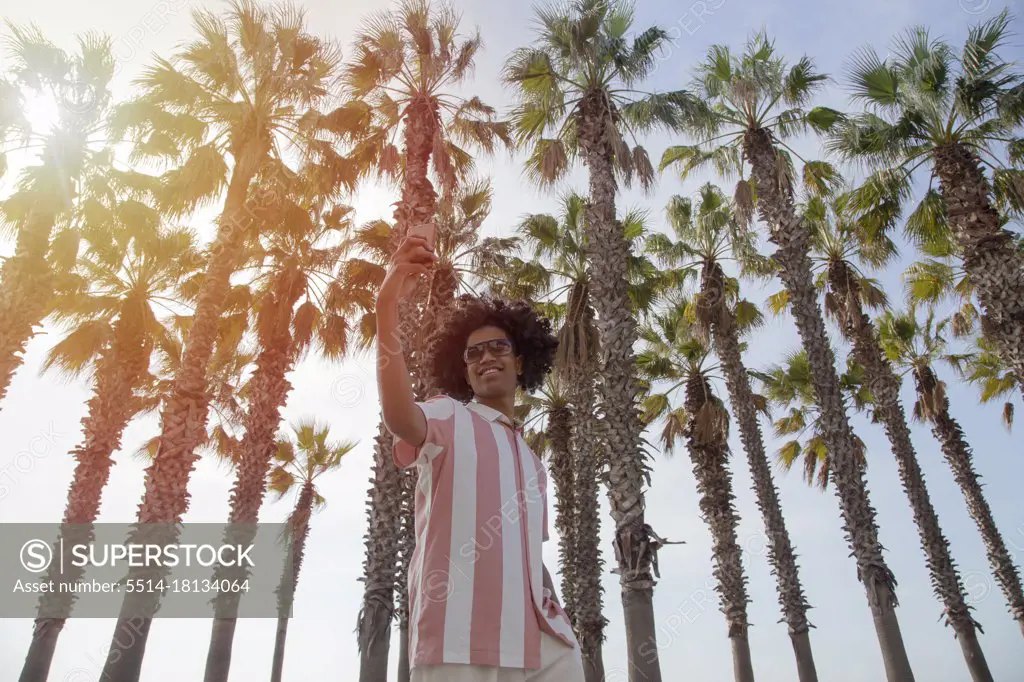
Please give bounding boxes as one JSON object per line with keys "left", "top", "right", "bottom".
{"left": 0, "top": 25, "right": 116, "bottom": 405}
{"left": 267, "top": 419, "right": 356, "bottom": 682}
{"left": 203, "top": 189, "right": 364, "bottom": 682}
{"left": 877, "top": 309, "right": 1024, "bottom": 638}
{"left": 342, "top": 0, "right": 510, "bottom": 241}
{"left": 800, "top": 192, "right": 992, "bottom": 680}
{"left": 646, "top": 184, "right": 818, "bottom": 681}
{"left": 18, "top": 220, "right": 203, "bottom": 682}
{"left": 665, "top": 34, "right": 915, "bottom": 681}
{"left": 830, "top": 9, "right": 1024, "bottom": 391}
{"left": 509, "top": 193, "right": 609, "bottom": 682}
{"left": 517, "top": 374, "right": 580, "bottom": 622}
{"left": 638, "top": 296, "right": 754, "bottom": 682}
{"left": 503, "top": 4, "right": 693, "bottom": 676}
{"left": 757, "top": 351, "right": 868, "bottom": 491}
{"left": 97, "top": 4, "right": 355, "bottom": 679}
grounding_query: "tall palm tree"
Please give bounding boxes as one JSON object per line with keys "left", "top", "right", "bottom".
{"left": 510, "top": 193, "right": 608, "bottom": 682}
{"left": 646, "top": 184, "right": 818, "bottom": 681}
{"left": 97, "top": 4, "right": 355, "bottom": 679}
{"left": 0, "top": 25, "right": 116, "bottom": 405}
{"left": 801, "top": 193, "right": 991, "bottom": 680}
{"left": 18, "top": 220, "right": 203, "bottom": 682}
{"left": 342, "top": 0, "right": 510, "bottom": 240}
{"left": 637, "top": 296, "right": 754, "bottom": 682}
{"left": 503, "top": 4, "right": 692, "bottom": 676}
{"left": 831, "top": 10, "right": 1024, "bottom": 391}
{"left": 267, "top": 419, "right": 356, "bottom": 682}
{"left": 666, "top": 34, "right": 915, "bottom": 681}
{"left": 877, "top": 309, "right": 1024, "bottom": 638}
{"left": 203, "top": 190, "right": 364, "bottom": 682}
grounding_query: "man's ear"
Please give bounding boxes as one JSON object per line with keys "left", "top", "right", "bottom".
{"left": 516, "top": 355, "right": 523, "bottom": 376}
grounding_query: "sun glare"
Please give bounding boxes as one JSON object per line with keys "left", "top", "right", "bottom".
{"left": 23, "top": 91, "right": 63, "bottom": 134}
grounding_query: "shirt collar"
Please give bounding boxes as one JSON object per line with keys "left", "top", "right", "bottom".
{"left": 467, "top": 398, "right": 525, "bottom": 432}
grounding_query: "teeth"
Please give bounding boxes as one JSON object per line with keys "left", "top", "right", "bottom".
{"left": 482, "top": 368, "right": 498, "bottom": 376}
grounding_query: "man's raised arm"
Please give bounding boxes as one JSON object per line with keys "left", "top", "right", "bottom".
{"left": 375, "top": 233, "right": 436, "bottom": 448}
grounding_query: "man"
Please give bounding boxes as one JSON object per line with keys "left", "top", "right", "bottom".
{"left": 376, "top": 231, "right": 584, "bottom": 682}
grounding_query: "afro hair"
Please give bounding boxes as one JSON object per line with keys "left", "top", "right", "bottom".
{"left": 425, "top": 294, "right": 558, "bottom": 401}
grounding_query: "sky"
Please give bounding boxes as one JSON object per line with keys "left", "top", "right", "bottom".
{"left": 1, "top": 0, "right": 1023, "bottom": 681}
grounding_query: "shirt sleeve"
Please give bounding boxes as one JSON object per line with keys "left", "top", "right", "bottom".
{"left": 392, "top": 395, "right": 456, "bottom": 469}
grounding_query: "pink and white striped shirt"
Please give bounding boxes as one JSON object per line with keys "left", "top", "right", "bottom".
{"left": 393, "top": 394, "right": 578, "bottom": 670}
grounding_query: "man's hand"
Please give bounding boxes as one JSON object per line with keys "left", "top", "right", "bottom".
{"left": 377, "top": 233, "right": 436, "bottom": 310}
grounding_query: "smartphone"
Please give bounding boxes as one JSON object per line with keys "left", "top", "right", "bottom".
{"left": 407, "top": 221, "right": 436, "bottom": 252}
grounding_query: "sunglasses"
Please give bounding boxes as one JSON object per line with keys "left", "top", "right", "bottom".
{"left": 463, "top": 338, "right": 514, "bottom": 364}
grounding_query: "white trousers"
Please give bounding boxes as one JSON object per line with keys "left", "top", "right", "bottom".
{"left": 410, "top": 634, "right": 585, "bottom": 682}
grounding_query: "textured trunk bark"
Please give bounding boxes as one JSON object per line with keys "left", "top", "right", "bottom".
{"left": 570, "top": 365, "right": 607, "bottom": 682}
{"left": 0, "top": 206, "right": 56, "bottom": 407}
{"left": 933, "top": 143, "right": 1024, "bottom": 393}
{"left": 20, "top": 297, "right": 150, "bottom": 682}
{"left": 358, "top": 421, "right": 401, "bottom": 682}
{"left": 827, "top": 263, "right": 990, "bottom": 682}
{"left": 683, "top": 371, "right": 754, "bottom": 682}
{"left": 204, "top": 281, "right": 300, "bottom": 682}
{"left": 703, "top": 262, "right": 817, "bottom": 682}
{"left": 99, "top": 151, "right": 261, "bottom": 682}
{"left": 742, "top": 127, "right": 914, "bottom": 682}
{"left": 914, "top": 365, "right": 1024, "bottom": 636}
{"left": 579, "top": 90, "right": 660, "bottom": 682}
{"left": 547, "top": 406, "right": 578, "bottom": 623}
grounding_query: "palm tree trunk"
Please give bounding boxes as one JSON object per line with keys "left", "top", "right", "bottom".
{"left": 913, "top": 365, "right": 1024, "bottom": 638}
{"left": 547, "top": 405, "right": 579, "bottom": 623}
{"left": 743, "top": 127, "right": 914, "bottom": 682}
{"left": 683, "top": 372, "right": 754, "bottom": 682}
{"left": 99, "top": 156, "right": 260, "bottom": 682}
{"left": 358, "top": 420, "right": 401, "bottom": 682}
{"left": 269, "top": 616, "right": 289, "bottom": 682}
{"left": 702, "top": 263, "right": 817, "bottom": 682}
{"left": 20, "top": 298, "right": 150, "bottom": 682}
{"left": 394, "top": 466, "right": 416, "bottom": 682}
{"left": 0, "top": 206, "right": 56, "bottom": 407}
{"left": 579, "top": 91, "right": 662, "bottom": 682}
{"left": 933, "top": 143, "right": 1024, "bottom": 392}
{"left": 271, "top": 480, "right": 314, "bottom": 682}
{"left": 827, "top": 263, "right": 991, "bottom": 681}
{"left": 569, "top": 368, "right": 607, "bottom": 682}
{"left": 204, "top": 308, "right": 298, "bottom": 682}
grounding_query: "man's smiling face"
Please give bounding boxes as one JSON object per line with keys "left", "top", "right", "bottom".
{"left": 464, "top": 325, "right": 522, "bottom": 399}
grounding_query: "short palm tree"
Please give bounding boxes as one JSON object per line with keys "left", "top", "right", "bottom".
{"left": 503, "top": 4, "right": 693, "bottom": 675}
{"left": 98, "top": 4, "right": 356, "bottom": 679}
{"left": 18, "top": 221, "right": 203, "bottom": 682}
{"left": 801, "top": 192, "right": 992, "bottom": 680}
{"left": 0, "top": 25, "right": 116, "bottom": 405}
{"left": 831, "top": 10, "right": 1024, "bottom": 392}
{"left": 646, "top": 184, "right": 818, "bottom": 681}
{"left": 638, "top": 296, "right": 753, "bottom": 682}
{"left": 203, "top": 190, "right": 364, "bottom": 682}
{"left": 666, "top": 34, "right": 915, "bottom": 680}
{"left": 877, "top": 309, "right": 1024, "bottom": 638}
{"left": 757, "top": 351, "right": 867, "bottom": 491}
{"left": 267, "top": 420, "right": 356, "bottom": 682}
